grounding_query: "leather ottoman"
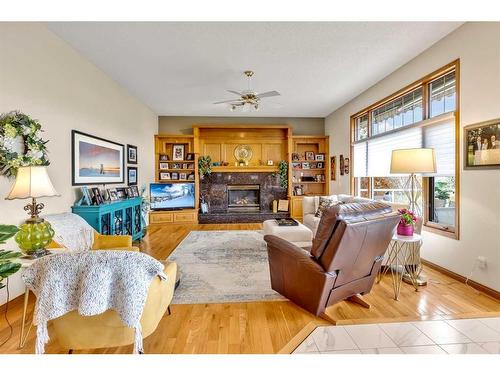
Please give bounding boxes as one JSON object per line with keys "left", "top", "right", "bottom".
{"left": 262, "top": 219, "right": 313, "bottom": 248}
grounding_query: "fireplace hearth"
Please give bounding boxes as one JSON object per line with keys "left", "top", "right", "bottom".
{"left": 228, "top": 185, "right": 260, "bottom": 212}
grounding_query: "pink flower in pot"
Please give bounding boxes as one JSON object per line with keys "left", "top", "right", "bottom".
{"left": 397, "top": 208, "right": 417, "bottom": 236}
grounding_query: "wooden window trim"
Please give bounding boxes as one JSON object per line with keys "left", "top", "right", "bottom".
{"left": 349, "top": 59, "right": 460, "bottom": 239}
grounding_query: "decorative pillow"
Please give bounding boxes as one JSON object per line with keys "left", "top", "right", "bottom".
{"left": 315, "top": 197, "right": 338, "bottom": 217}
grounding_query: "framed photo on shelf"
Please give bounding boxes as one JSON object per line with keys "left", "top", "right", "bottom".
{"left": 267, "top": 160, "right": 274, "bottom": 166}
{"left": 127, "top": 166, "right": 138, "bottom": 185}
{"left": 127, "top": 144, "right": 137, "bottom": 164}
{"left": 330, "top": 156, "right": 336, "bottom": 181}
{"left": 115, "top": 188, "right": 127, "bottom": 199}
{"left": 305, "top": 151, "right": 315, "bottom": 161}
{"left": 187, "top": 173, "right": 195, "bottom": 180}
{"left": 107, "top": 188, "right": 118, "bottom": 201}
{"left": 131, "top": 185, "right": 140, "bottom": 197}
{"left": 292, "top": 162, "right": 302, "bottom": 169}
{"left": 340, "top": 154, "right": 345, "bottom": 176}
{"left": 315, "top": 153, "right": 325, "bottom": 161}
{"left": 171, "top": 163, "right": 181, "bottom": 169}
{"left": 464, "top": 118, "right": 500, "bottom": 169}
{"left": 291, "top": 153, "right": 300, "bottom": 162}
{"left": 159, "top": 154, "right": 169, "bottom": 161}
{"left": 80, "top": 186, "right": 92, "bottom": 205}
{"left": 91, "top": 187, "right": 104, "bottom": 205}
{"left": 125, "top": 187, "right": 134, "bottom": 198}
{"left": 316, "top": 162, "right": 324, "bottom": 169}
{"left": 160, "top": 172, "right": 171, "bottom": 180}
{"left": 302, "top": 162, "right": 310, "bottom": 169}
{"left": 171, "top": 172, "right": 179, "bottom": 180}
{"left": 172, "top": 144, "right": 185, "bottom": 161}
{"left": 179, "top": 172, "right": 187, "bottom": 180}
{"left": 186, "top": 153, "right": 195, "bottom": 161}
{"left": 159, "top": 162, "right": 169, "bottom": 169}
{"left": 71, "top": 130, "right": 124, "bottom": 186}
{"left": 182, "top": 163, "right": 189, "bottom": 169}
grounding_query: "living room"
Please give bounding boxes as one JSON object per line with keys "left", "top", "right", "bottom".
{"left": 1, "top": 1, "right": 500, "bottom": 373}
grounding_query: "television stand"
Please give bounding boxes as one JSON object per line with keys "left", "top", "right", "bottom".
{"left": 149, "top": 209, "right": 198, "bottom": 225}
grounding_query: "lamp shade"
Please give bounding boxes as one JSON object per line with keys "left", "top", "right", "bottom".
{"left": 5, "top": 166, "right": 59, "bottom": 200}
{"left": 390, "top": 148, "right": 437, "bottom": 174}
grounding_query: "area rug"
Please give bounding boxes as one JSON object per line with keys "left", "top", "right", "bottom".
{"left": 167, "top": 230, "right": 285, "bottom": 304}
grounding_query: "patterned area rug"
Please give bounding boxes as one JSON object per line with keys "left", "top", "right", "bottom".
{"left": 168, "top": 230, "right": 285, "bottom": 304}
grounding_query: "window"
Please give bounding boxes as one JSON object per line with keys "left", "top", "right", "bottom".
{"left": 351, "top": 61, "right": 459, "bottom": 238}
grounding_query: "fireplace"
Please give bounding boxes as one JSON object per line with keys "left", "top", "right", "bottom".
{"left": 227, "top": 185, "right": 260, "bottom": 212}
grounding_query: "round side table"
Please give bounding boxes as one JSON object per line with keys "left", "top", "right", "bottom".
{"left": 381, "top": 233, "right": 423, "bottom": 300}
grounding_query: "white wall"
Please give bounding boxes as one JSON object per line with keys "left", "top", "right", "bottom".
{"left": 0, "top": 23, "right": 158, "bottom": 303}
{"left": 326, "top": 22, "right": 500, "bottom": 291}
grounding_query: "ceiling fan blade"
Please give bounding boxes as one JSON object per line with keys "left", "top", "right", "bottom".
{"left": 257, "top": 90, "right": 280, "bottom": 98}
{"left": 213, "top": 99, "right": 244, "bottom": 105}
{"left": 227, "top": 90, "right": 243, "bottom": 96}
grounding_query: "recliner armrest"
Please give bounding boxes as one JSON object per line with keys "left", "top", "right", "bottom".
{"left": 264, "top": 235, "right": 324, "bottom": 273}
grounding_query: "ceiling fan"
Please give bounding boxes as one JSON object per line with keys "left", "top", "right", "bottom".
{"left": 213, "top": 70, "right": 280, "bottom": 112}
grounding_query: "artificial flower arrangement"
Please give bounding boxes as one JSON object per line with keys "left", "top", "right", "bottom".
{"left": 0, "top": 111, "right": 50, "bottom": 178}
{"left": 397, "top": 208, "right": 418, "bottom": 236}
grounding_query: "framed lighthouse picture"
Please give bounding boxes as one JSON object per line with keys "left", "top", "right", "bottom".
{"left": 72, "top": 130, "right": 125, "bottom": 185}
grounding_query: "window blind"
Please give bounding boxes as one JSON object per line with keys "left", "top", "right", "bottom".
{"left": 352, "top": 113, "right": 455, "bottom": 177}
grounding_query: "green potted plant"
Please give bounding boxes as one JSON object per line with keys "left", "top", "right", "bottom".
{"left": 198, "top": 155, "right": 213, "bottom": 179}
{"left": 277, "top": 160, "right": 288, "bottom": 189}
{"left": 0, "top": 225, "right": 22, "bottom": 289}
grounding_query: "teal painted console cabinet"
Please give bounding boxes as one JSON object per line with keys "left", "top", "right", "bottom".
{"left": 72, "top": 197, "right": 144, "bottom": 241}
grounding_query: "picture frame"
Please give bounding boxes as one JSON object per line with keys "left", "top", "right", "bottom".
{"left": 294, "top": 186, "right": 303, "bottom": 196}
{"left": 292, "top": 162, "right": 302, "bottom": 169}
{"left": 267, "top": 160, "right": 274, "bottom": 166}
{"left": 127, "top": 144, "right": 137, "bottom": 164}
{"left": 80, "top": 186, "right": 92, "bottom": 205}
{"left": 91, "top": 187, "right": 104, "bottom": 205}
{"left": 305, "top": 151, "right": 315, "bottom": 161}
{"left": 186, "top": 153, "right": 195, "bottom": 161}
{"left": 340, "top": 154, "right": 345, "bottom": 176}
{"left": 159, "top": 154, "right": 170, "bottom": 161}
{"left": 278, "top": 199, "right": 289, "bottom": 212}
{"left": 291, "top": 153, "right": 300, "bottom": 162}
{"left": 179, "top": 172, "right": 187, "bottom": 180}
{"left": 160, "top": 172, "right": 171, "bottom": 180}
{"left": 171, "top": 172, "right": 179, "bottom": 180}
{"left": 464, "top": 118, "right": 500, "bottom": 169}
{"left": 125, "top": 187, "right": 134, "bottom": 198}
{"left": 187, "top": 173, "right": 195, "bottom": 181}
{"left": 330, "top": 156, "right": 336, "bottom": 181}
{"left": 131, "top": 185, "right": 140, "bottom": 197}
{"left": 107, "top": 188, "right": 118, "bottom": 201}
{"left": 172, "top": 144, "right": 185, "bottom": 161}
{"left": 316, "top": 162, "right": 324, "bottom": 169}
{"left": 159, "top": 162, "right": 169, "bottom": 170}
{"left": 171, "top": 163, "right": 181, "bottom": 169}
{"left": 182, "top": 163, "right": 188, "bottom": 169}
{"left": 115, "top": 188, "right": 127, "bottom": 200}
{"left": 71, "top": 130, "right": 124, "bottom": 186}
{"left": 315, "top": 153, "right": 325, "bottom": 161}
{"left": 302, "top": 162, "right": 310, "bottom": 169}
{"left": 127, "top": 166, "right": 138, "bottom": 186}
{"left": 344, "top": 157, "right": 350, "bottom": 175}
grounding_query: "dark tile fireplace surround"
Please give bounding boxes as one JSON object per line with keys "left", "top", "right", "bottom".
{"left": 199, "top": 172, "right": 290, "bottom": 223}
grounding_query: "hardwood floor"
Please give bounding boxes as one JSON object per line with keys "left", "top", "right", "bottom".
{"left": 1, "top": 223, "right": 499, "bottom": 354}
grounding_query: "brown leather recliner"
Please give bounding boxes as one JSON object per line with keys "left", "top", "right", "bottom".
{"left": 264, "top": 200, "right": 400, "bottom": 316}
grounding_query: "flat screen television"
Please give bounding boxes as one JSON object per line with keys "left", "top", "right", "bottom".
{"left": 150, "top": 183, "right": 195, "bottom": 211}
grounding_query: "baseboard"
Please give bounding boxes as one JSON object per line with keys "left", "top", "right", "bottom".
{"left": 422, "top": 259, "right": 500, "bottom": 300}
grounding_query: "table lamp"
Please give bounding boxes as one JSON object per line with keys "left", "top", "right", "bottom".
{"left": 390, "top": 148, "right": 436, "bottom": 216}
{"left": 5, "top": 166, "right": 59, "bottom": 258}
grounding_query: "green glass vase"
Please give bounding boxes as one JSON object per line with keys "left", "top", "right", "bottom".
{"left": 15, "top": 220, "right": 55, "bottom": 257}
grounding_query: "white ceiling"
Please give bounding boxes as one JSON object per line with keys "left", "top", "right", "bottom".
{"left": 47, "top": 22, "right": 462, "bottom": 117}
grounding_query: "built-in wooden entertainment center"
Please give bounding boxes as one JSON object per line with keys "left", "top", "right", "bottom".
{"left": 150, "top": 124, "right": 329, "bottom": 224}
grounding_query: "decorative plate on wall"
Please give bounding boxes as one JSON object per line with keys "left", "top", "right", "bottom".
{"left": 234, "top": 144, "right": 253, "bottom": 163}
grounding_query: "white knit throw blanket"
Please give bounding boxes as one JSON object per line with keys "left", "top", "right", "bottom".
{"left": 44, "top": 213, "right": 94, "bottom": 252}
{"left": 22, "top": 251, "right": 167, "bottom": 354}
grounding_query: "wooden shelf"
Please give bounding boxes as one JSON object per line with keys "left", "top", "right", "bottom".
{"left": 211, "top": 166, "right": 278, "bottom": 173}
{"left": 159, "top": 168, "right": 195, "bottom": 172}
{"left": 293, "top": 181, "right": 326, "bottom": 184}
{"left": 158, "top": 159, "right": 195, "bottom": 163}
{"left": 292, "top": 168, "right": 325, "bottom": 171}
{"left": 159, "top": 179, "right": 195, "bottom": 183}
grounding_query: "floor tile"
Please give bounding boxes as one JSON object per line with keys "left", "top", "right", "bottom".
{"left": 379, "top": 322, "right": 434, "bottom": 346}
{"left": 311, "top": 326, "right": 358, "bottom": 351}
{"left": 480, "top": 317, "right": 500, "bottom": 333}
{"left": 320, "top": 349, "right": 362, "bottom": 354}
{"left": 293, "top": 335, "right": 319, "bottom": 353}
{"left": 440, "top": 343, "right": 488, "bottom": 354}
{"left": 478, "top": 341, "right": 500, "bottom": 354}
{"left": 344, "top": 324, "right": 397, "bottom": 349}
{"left": 446, "top": 319, "right": 500, "bottom": 342}
{"left": 412, "top": 321, "right": 471, "bottom": 345}
{"left": 360, "top": 347, "right": 404, "bottom": 354}
{"left": 400, "top": 345, "right": 446, "bottom": 354}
